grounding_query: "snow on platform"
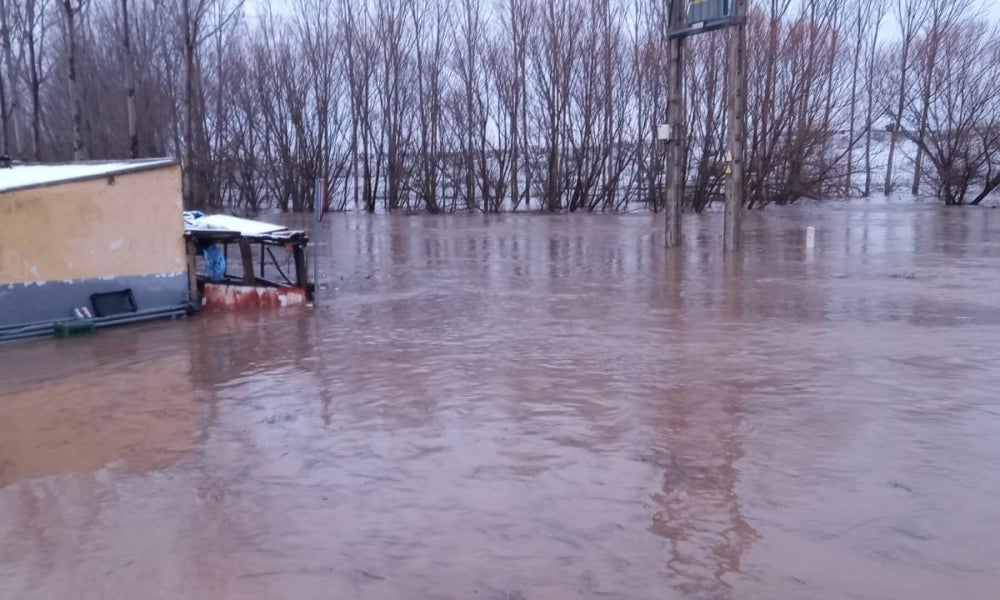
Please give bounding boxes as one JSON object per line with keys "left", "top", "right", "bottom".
{"left": 185, "top": 214, "right": 287, "bottom": 236}
{"left": 0, "top": 159, "right": 177, "bottom": 193}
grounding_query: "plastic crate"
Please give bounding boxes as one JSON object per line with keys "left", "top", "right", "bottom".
{"left": 53, "top": 320, "right": 97, "bottom": 338}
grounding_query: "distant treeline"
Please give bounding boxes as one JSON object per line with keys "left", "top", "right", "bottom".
{"left": 1, "top": 0, "right": 998, "bottom": 211}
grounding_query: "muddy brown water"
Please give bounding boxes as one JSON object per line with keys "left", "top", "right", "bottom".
{"left": 2, "top": 203, "right": 999, "bottom": 599}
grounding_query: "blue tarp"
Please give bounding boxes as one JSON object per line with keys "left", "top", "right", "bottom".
{"left": 203, "top": 244, "right": 226, "bottom": 282}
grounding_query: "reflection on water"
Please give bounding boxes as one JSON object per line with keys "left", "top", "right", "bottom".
{"left": 1, "top": 204, "right": 999, "bottom": 599}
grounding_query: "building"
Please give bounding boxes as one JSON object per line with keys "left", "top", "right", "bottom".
{"left": 0, "top": 159, "right": 190, "bottom": 339}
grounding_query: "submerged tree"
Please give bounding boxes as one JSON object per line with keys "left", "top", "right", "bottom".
{"left": 3, "top": 0, "right": 1000, "bottom": 210}
{"left": 901, "top": 21, "right": 1000, "bottom": 205}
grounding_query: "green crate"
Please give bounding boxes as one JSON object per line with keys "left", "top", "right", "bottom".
{"left": 53, "top": 320, "right": 97, "bottom": 338}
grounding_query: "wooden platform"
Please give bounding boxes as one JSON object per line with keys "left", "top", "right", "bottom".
{"left": 184, "top": 215, "right": 312, "bottom": 307}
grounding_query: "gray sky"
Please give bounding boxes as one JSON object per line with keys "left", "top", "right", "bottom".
{"left": 983, "top": 2, "right": 1000, "bottom": 21}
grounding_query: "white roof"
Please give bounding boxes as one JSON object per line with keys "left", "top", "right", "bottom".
{"left": 0, "top": 159, "right": 176, "bottom": 193}
{"left": 186, "top": 214, "right": 287, "bottom": 236}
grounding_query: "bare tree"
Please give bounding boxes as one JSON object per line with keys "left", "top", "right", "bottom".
{"left": 0, "top": 0, "right": 15, "bottom": 157}
{"left": 883, "top": 0, "right": 924, "bottom": 196}
{"left": 181, "top": 0, "right": 203, "bottom": 207}
{"left": 630, "top": 0, "right": 668, "bottom": 212}
{"left": 747, "top": 0, "right": 791, "bottom": 208}
{"left": 410, "top": 0, "right": 450, "bottom": 212}
{"left": 861, "top": 0, "right": 887, "bottom": 196}
{"left": 844, "top": 0, "right": 885, "bottom": 195}
{"left": 294, "top": 0, "right": 351, "bottom": 211}
{"left": 341, "top": 0, "right": 379, "bottom": 212}
{"left": 59, "top": 0, "right": 87, "bottom": 160}
{"left": 902, "top": 20, "right": 1000, "bottom": 205}
{"left": 686, "top": 31, "right": 726, "bottom": 211}
{"left": 120, "top": 0, "right": 136, "bottom": 158}
{"left": 453, "top": 0, "right": 485, "bottom": 211}
{"left": 532, "top": 0, "right": 581, "bottom": 212}
{"left": 910, "top": 0, "right": 974, "bottom": 195}
{"left": 496, "top": 0, "right": 532, "bottom": 211}
{"left": 178, "top": 0, "right": 243, "bottom": 208}
{"left": 372, "top": 0, "right": 408, "bottom": 212}
{"left": 220, "top": 34, "right": 266, "bottom": 212}
{"left": 23, "top": 0, "right": 51, "bottom": 161}
{"left": 562, "top": 0, "right": 631, "bottom": 213}
{"left": 9, "top": 0, "right": 1000, "bottom": 210}
{"left": 745, "top": 0, "right": 854, "bottom": 207}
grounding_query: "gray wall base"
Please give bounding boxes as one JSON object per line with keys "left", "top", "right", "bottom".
{"left": 0, "top": 273, "right": 189, "bottom": 328}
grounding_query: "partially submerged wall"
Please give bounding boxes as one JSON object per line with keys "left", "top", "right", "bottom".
{"left": 0, "top": 164, "right": 188, "bottom": 326}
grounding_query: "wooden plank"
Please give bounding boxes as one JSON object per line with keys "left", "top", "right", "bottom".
{"left": 239, "top": 238, "right": 256, "bottom": 285}
{"left": 244, "top": 230, "right": 307, "bottom": 243}
{"left": 293, "top": 245, "right": 307, "bottom": 289}
{"left": 185, "top": 238, "right": 199, "bottom": 306}
{"left": 185, "top": 230, "right": 241, "bottom": 243}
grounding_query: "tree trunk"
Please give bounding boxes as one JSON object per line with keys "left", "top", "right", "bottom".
{"left": 462, "top": 1, "right": 477, "bottom": 211}
{"left": 846, "top": 9, "right": 862, "bottom": 196}
{"left": 28, "top": 1, "right": 42, "bottom": 162}
{"left": 122, "top": 0, "right": 138, "bottom": 158}
{"left": 0, "top": 0, "right": 8, "bottom": 156}
{"left": 0, "top": 0, "right": 19, "bottom": 158}
{"left": 863, "top": 10, "right": 883, "bottom": 197}
{"left": 62, "top": 1, "right": 85, "bottom": 161}
{"left": 182, "top": 0, "right": 196, "bottom": 208}
{"left": 913, "top": 21, "right": 942, "bottom": 197}
{"left": 885, "top": 16, "right": 914, "bottom": 196}
{"left": 0, "top": 57, "right": 6, "bottom": 157}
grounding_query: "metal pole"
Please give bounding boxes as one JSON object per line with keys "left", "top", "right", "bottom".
{"left": 724, "top": 0, "right": 747, "bottom": 253}
{"left": 313, "top": 178, "right": 323, "bottom": 304}
{"left": 665, "top": 0, "right": 685, "bottom": 248}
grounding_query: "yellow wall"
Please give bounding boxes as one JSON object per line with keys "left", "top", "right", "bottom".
{"left": 0, "top": 165, "right": 186, "bottom": 284}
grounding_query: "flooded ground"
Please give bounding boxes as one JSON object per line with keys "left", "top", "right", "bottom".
{"left": 2, "top": 203, "right": 999, "bottom": 599}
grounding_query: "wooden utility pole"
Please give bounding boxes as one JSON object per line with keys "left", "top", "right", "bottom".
{"left": 665, "top": 0, "right": 744, "bottom": 252}
{"left": 723, "top": 0, "right": 747, "bottom": 252}
{"left": 665, "top": 0, "right": 685, "bottom": 248}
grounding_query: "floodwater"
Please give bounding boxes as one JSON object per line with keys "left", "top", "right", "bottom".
{"left": 2, "top": 203, "right": 999, "bottom": 599}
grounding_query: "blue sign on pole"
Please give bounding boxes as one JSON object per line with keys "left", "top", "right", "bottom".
{"left": 689, "top": 0, "right": 730, "bottom": 24}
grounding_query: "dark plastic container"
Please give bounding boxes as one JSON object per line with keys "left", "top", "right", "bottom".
{"left": 53, "top": 320, "right": 97, "bottom": 338}
{"left": 89, "top": 289, "right": 138, "bottom": 317}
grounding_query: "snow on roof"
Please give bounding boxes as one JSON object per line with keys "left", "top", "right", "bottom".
{"left": 185, "top": 214, "right": 287, "bottom": 236}
{"left": 0, "top": 159, "right": 177, "bottom": 194}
